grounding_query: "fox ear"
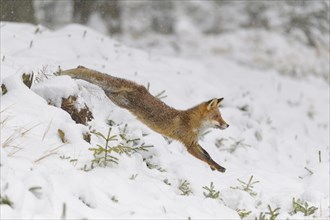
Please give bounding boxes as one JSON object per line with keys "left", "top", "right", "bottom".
{"left": 217, "top": 97, "right": 224, "bottom": 106}
{"left": 207, "top": 98, "right": 218, "bottom": 110}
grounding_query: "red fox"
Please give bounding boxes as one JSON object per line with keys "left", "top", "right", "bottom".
{"left": 60, "top": 66, "right": 229, "bottom": 172}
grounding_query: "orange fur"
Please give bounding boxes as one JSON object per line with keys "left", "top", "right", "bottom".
{"left": 60, "top": 66, "right": 229, "bottom": 172}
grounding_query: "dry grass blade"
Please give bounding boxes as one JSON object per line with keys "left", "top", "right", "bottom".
{"left": 42, "top": 120, "right": 53, "bottom": 141}
{"left": 0, "top": 103, "right": 16, "bottom": 114}
{"left": 2, "top": 123, "right": 46, "bottom": 159}
{"left": 7, "top": 146, "right": 24, "bottom": 157}
{"left": 33, "top": 152, "right": 58, "bottom": 163}
{"left": 49, "top": 144, "right": 65, "bottom": 153}
{"left": 2, "top": 132, "right": 21, "bottom": 148}
{"left": 21, "top": 123, "right": 40, "bottom": 136}
{"left": 0, "top": 105, "right": 15, "bottom": 128}
{"left": 34, "top": 144, "right": 65, "bottom": 164}
{"left": 2, "top": 122, "right": 39, "bottom": 150}
{"left": 0, "top": 115, "right": 11, "bottom": 128}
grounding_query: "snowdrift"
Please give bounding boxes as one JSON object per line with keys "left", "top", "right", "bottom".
{"left": 1, "top": 22, "right": 329, "bottom": 219}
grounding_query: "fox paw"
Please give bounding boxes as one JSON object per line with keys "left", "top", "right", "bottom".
{"left": 210, "top": 165, "right": 226, "bottom": 173}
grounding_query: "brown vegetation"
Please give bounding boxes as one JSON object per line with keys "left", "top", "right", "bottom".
{"left": 61, "top": 96, "right": 93, "bottom": 125}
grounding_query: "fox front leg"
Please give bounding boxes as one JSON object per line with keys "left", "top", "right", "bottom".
{"left": 187, "top": 144, "right": 226, "bottom": 173}
{"left": 200, "top": 148, "right": 226, "bottom": 172}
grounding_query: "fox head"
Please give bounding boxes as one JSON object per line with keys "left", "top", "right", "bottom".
{"left": 203, "top": 98, "right": 229, "bottom": 130}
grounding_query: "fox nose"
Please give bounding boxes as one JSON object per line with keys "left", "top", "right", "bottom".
{"left": 226, "top": 124, "right": 230, "bottom": 128}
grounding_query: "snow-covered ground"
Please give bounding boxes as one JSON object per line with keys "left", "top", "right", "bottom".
{"left": 1, "top": 22, "right": 329, "bottom": 219}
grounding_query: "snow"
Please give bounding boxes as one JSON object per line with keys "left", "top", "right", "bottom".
{"left": 1, "top": 22, "right": 329, "bottom": 219}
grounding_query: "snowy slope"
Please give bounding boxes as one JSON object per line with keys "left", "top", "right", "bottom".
{"left": 1, "top": 22, "right": 329, "bottom": 219}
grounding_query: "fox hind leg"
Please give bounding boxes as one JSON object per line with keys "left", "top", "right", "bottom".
{"left": 105, "top": 91, "right": 131, "bottom": 108}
